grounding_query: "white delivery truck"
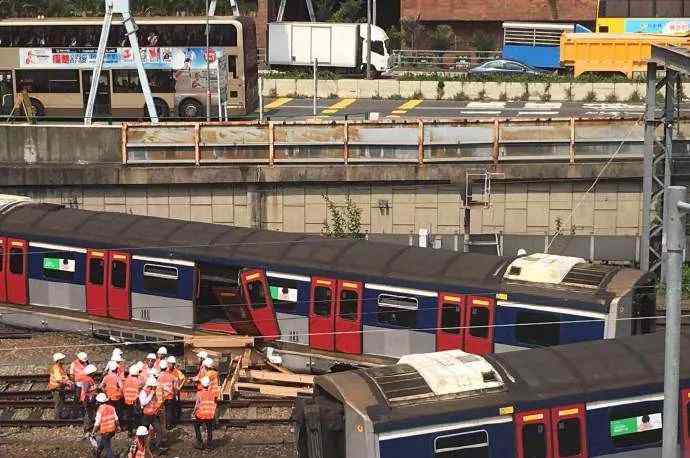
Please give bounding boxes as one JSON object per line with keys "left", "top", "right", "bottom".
{"left": 268, "top": 22, "right": 391, "bottom": 75}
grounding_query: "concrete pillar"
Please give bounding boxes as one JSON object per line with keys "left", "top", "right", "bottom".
{"left": 247, "top": 185, "right": 262, "bottom": 229}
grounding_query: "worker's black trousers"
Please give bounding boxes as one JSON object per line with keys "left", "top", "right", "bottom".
{"left": 123, "top": 403, "right": 140, "bottom": 435}
{"left": 194, "top": 419, "right": 213, "bottom": 446}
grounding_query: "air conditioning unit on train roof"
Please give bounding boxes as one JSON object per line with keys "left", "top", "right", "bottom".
{"left": 0, "top": 194, "right": 32, "bottom": 215}
{"left": 503, "top": 252, "right": 585, "bottom": 285}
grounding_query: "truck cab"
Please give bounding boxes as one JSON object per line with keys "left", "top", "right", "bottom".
{"left": 360, "top": 24, "right": 391, "bottom": 74}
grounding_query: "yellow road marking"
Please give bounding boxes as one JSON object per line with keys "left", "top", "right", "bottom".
{"left": 391, "top": 110, "right": 406, "bottom": 114}
{"left": 264, "top": 97, "right": 293, "bottom": 110}
{"left": 398, "top": 99, "right": 423, "bottom": 110}
{"left": 322, "top": 109, "right": 338, "bottom": 114}
{"left": 320, "top": 98, "right": 356, "bottom": 116}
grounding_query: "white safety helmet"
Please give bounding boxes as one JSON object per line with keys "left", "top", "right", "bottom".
{"left": 76, "top": 352, "right": 88, "bottom": 362}
{"left": 145, "top": 376, "right": 158, "bottom": 387}
{"left": 83, "top": 364, "right": 97, "bottom": 375}
{"left": 159, "top": 360, "right": 168, "bottom": 370}
{"left": 111, "top": 354, "right": 124, "bottom": 363}
{"left": 151, "top": 368, "right": 160, "bottom": 377}
{"left": 53, "top": 352, "right": 66, "bottom": 362}
{"left": 196, "top": 351, "right": 208, "bottom": 360}
{"left": 129, "top": 364, "right": 140, "bottom": 376}
{"left": 96, "top": 393, "right": 108, "bottom": 403}
{"left": 200, "top": 376, "right": 211, "bottom": 388}
{"left": 136, "top": 361, "right": 145, "bottom": 371}
{"left": 146, "top": 353, "right": 156, "bottom": 360}
{"left": 157, "top": 346, "right": 168, "bottom": 356}
{"left": 135, "top": 425, "right": 149, "bottom": 437}
{"left": 166, "top": 356, "right": 176, "bottom": 365}
{"left": 106, "top": 361, "right": 118, "bottom": 372}
{"left": 111, "top": 348, "right": 123, "bottom": 358}
{"left": 202, "top": 357, "right": 214, "bottom": 368}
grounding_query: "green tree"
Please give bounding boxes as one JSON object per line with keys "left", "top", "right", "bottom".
{"left": 321, "top": 194, "right": 364, "bottom": 239}
{"left": 471, "top": 31, "right": 497, "bottom": 52}
{"left": 330, "top": 0, "right": 365, "bottom": 23}
{"left": 430, "top": 25, "right": 454, "bottom": 50}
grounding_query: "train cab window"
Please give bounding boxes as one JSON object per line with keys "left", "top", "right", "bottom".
{"left": 469, "top": 307, "right": 489, "bottom": 338}
{"left": 269, "top": 279, "right": 299, "bottom": 312}
{"left": 42, "top": 256, "right": 76, "bottom": 281}
{"left": 247, "top": 280, "right": 267, "bottom": 309}
{"left": 339, "top": 289, "right": 358, "bottom": 321}
{"left": 522, "top": 423, "right": 547, "bottom": 458}
{"left": 313, "top": 286, "right": 332, "bottom": 317}
{"left": 434, "top": 430, "right": 488, "bottom": 458}
{"left": 441, "top": 302, "right": 461, "bottom": 334}
{"left": 89, "top": 258, "right": 104, "bottom": 285}
{"left": 111, "top": 260, "right": 127, "bottom": 288}
{"left": 557, "top": 418, "right": 582, "bottom": 457}
{"left": 515, "top": 310, "right": 560, "bottom": 347}
{"left": 377, "top": 294, "right": 418, "bottom": 328}
{"left": 143, "top": 264, "right": 178, "bottom": 294}
{"left": 9, "top": 248, "right": 23, "bottom": 274}
{"left": 609, "top": 408, "right": 663, "bottom": 448}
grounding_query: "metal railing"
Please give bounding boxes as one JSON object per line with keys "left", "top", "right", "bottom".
{"left": 121, "top": 117, "right": 666, "bottom": 166}
{"left": 391, "top": 49, "right": 502, "bottom": 72}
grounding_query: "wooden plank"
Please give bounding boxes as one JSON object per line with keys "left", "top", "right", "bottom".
{"left": 241, "top": 348, "right": 252, "bottom": 369}
{"left": 235, "top": 382, "right": 313, "bottom": 398}
{"left": 243, "top": 369, "right": 314, "bottom": 386}
{"left": 186, "top": 335, "right": 254, "bottom": 349}
{"left": 223, "top": 356, "right": 242, "bottom": 400}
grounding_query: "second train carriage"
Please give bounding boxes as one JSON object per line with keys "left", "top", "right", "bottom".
{"left": 0, "top": 196, "right": 656, "bottom": 362}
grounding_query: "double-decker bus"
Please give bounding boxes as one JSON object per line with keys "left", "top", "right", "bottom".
{"left": 0, "top": 16, "right": 258, "bottom": 119}
{"left": 597, "top": 0, "right": 690, "bottom": 34}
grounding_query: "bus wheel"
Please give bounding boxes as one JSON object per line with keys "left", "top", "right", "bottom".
{"left": 178, "top": 99, "right": 203, "bottom": 119}
{"left": 29, "top": 98, "right": 44, "bottom": 118}
{"left": 145, "top": 98, "right": 170, "bottom": 119}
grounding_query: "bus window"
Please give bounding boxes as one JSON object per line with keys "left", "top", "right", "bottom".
{"left": 228, "top": 56, "right": 237, "bottom": 78}
{"left": 212, "top": 24, "right": 238, "bottom": 47}
{"left": 16, "top": 70, "right": 80, "bottom": 93}
{"left": 113, "top": 70, "right": 174, "bottom": 93}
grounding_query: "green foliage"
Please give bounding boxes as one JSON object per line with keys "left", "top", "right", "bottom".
{"left": 436, "top": 80, "right": 445, "bottom": 100}
{"left": 322, "top": 194, "right": 364, "bottom": 239}
{"left": 627, "top": 90, "right": 642, "bottom": 103}
{"left": 471, "top": 32, "right": 497, "bottom": 52}
{"left": 330, "top": 0, "right": 366, "bottom": 23}
{"left": 604, "top": 93, "right": 618, "bottom": 103}
{"left": 430, "top": 25, "right": 455, "bottom": 51}
{"left": 453, "top": 91, "right": 469, "bottom": 101}
{"left": 388, "top": 93, "right": 402, "bottom": 100}
{"left": 498, "top": 92, "right": 508, "bottom": 101}
{"left": 412, "top": 89, "right": 423, "bottom": 99}
{"left": 583, "top": 90, "right": 597, "bottom": 102}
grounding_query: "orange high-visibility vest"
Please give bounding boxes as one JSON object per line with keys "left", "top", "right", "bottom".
{"left": 70, "top": 359, "right": 86, "bottom": 382}
{"left": 102, "top": 373, "right": 123, "bottom": 401}
{"left": 171, "top": 368, "right": 185, "bottom": 393}
{"left": 48, "top": 363, "right": 67, "bottom": 390}
{"left": 80, "top": 376, "right": 96, "bottom": 403}
{"left": 128, "top": 438, "right": 148, "bottom": 458}
{"left": 194, "top": 388, "right": 217, "bottom": 420}
{"left": 122, "top": 376, "right": 140, "bottom": 406}
{"left": 139, "top": 365, "right": 152, "bottom": 384}
{"left": 158, "top": 371, "right": 175, "bottom": 401}
{"left": 97, "top": 403, "right": 117, "bottom": 434}
{"left": 141, "top": 387, "right": 162, "bottom": 416}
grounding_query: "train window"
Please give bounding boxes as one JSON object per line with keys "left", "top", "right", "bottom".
{"left": 469, "top": 307, "right": 489, "bottom": 338}
{"left": 441, "top": 302, "right": 461, "bottom": 334}
{"left": 89, "top": 258, "right": 104, "bottom": 285}
{"left": 111, "top": 260, "right": 127, "bottom": 288}
{"left": 9, "top": 248, "right": 23, "bottom": 274}
{"left": 313, "top": 286, "right": 332, "bottom": 317}
{"left": 247, "top": 280, "right": 267, "bottom": 309}
{"left": 434, "top": 430, "right": 488, "bottom": 458}
{"left": 609, "top": 407, "right": 663, "bottom": 448}
{"left": 269, "top": 279, "right": 299, "bottom": 312}
{"left": 42, "top": 256, "right": 76, "bottom": 281}
{"left": 377, "top": 294, "right": 418, "bottom": 328}
{"left": 515, "top": 310, "right": 560, "bottom": 347}
{"left": 143, "top": 264, "right": 178, "bottom": 294}
{"left": 557, "top": 418, "right": 582, "bottom": 457}
{"left": 522, "top": 423, "right": 547, "bottom": 458}
{"left": 339, "top": 289, "right": 358, "bottom": 321}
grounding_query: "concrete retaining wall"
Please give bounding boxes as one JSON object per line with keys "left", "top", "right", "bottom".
{"left": 262, "top": 78, "right": 688, "bottom": 102}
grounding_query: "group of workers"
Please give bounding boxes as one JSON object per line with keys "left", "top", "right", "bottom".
{"left": 48, "top": 347, "right": 220, "bottom": 457}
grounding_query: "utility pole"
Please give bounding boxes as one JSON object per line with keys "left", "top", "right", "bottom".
{"left": 313, "top": 58, "right": 318, "bottom": 117}
{"left": 373, "top": 0, "right": 377, "bottom": 26}
{"left": 662, "top": 185, "right": 687, "bottom": 458}
{"left": 366, "top": 0, "right": 372, "bottom": 79}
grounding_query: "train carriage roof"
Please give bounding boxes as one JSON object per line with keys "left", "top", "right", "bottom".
{"left": 315, "top": 331, "right": 690, "bottom": 433}
{"left": 0, "top": 202, "right": 643, "bottom": 305}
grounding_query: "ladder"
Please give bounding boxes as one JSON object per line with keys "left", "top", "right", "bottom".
{"left": 209, "top": 0, "right": 240, "bottom": 16}
{"left": 277, "top": 0, "right": 315, "bottom": 21}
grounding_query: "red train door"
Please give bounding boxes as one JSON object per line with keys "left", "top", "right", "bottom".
{"left": 463, "top": 296, "right": 495, "bottom": 355}
{"left": 682, "top": 389, "right": 690, "bottom": 456}
{"left": 107, "top": 252, "right": 130, "bottom": 320}
{"left": 86, "top": 250, "right": 108, "bottom": 317}
{"left": 550, "top": 405, "right": 587, "bottom": 458}
{"left": 516, "top": 409, "right": 553, "bottom": 458}
{"left": 0, "top": 237, "right": 6, "bottom": 303}
{"left": 309, "top": 277, "right": 336, "bottom": 352}
{"left": 240, "top": 269, "right": 280, "bottom": 341}
{"left": 6, "top": 238, "right": 27, "bottom": 305}
{"left": 334, "top": 280, "right": 362, "bottom": 355}
{"left": 436, "top": 293, "right": 465, "bottom": 351}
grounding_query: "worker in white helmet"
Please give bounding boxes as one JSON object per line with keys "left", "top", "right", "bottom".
{"left": 196, "top": 358, "right": 219, "bottom": 397}
{"left": 68, "top": 351, "right": 89, "bottom": 404}
{"left": 92, "top": 392, "right": 120, "bottom": 458}
{"left": 154, "top": 346, "right": 167, "bottom": 370}
{"left": 127, "top": 425, "right": 153, "bottom": 458}
{"left": 192, "top": 376, "right": 218, "bottom": 450}
{"left": 139, "top": 353, "right": 157, "bottom": 383}
{"left": 100, "top": 360, "right": 124, "bottom": 422}
{"left": 122, "top": 364, "right": 143, "bottom": 437}
{"left": 80, "top": 364, "right": 98, "bottom": 433}
{"left": 166, "top": 355, "right": 185, "bottom": 426}
{"left": 48, "top": 352, "right": 72, "bottom": 419}
{"left": 139, "top": 377, "right": 167, "bottom": 451}
{"left": 192, "top": 350, "right": 209, "bottom": 384}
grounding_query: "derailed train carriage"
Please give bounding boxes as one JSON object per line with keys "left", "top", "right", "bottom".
{"left": 296, "top": 332, "right": 690, "bottom": 458}
{"left": 0, "top": 195, "right": 656, "bottom": 364}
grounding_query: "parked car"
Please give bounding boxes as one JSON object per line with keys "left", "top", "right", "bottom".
{"left": 468, "top": 59, "right": 548, "bottom": 76}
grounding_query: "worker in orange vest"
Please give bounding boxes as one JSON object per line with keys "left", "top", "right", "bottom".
{"left": 127, "top": 425, "right": 153, "bottom": 458}
{"left": 139, "top": 353, "right": 156, "bottom": 383}
{"left": 154, "top": 346, "right": 167, "bottom": 369}
{"left": 191, "top": 350, "right": 208, "bottom": 384}
{"left": 92, "top": 393, "right": 120, "bottom": 458}
{"left": 111, "top": 353, "right": 126, "bottom": 379}
{"left": 193, "top": 376, "right": 218, "bottom": 450}
{"left": 139, "top": 376, "right": 168, "bottom": 452}
{"left": 48, "top": 352, "right": 73, "bottom": 419}
{"left": 80, "top": 364, "right": 98, "bottom": 433}
{"left": 157, "top": 359, "right": 176, "bottom": 429}
{"left": 200, "top": 358, "right": 220, "bottom": 398}
{"left": 68, "top": 351, "right": 88, "bottom": 404}
{"left": 122, "top": 363, "right": 142, "bottom": 437}
{"left": 100, "top": 361, "right": 124, "bottom": 421}
{"left": 166, "top": 355, "right": 185, "bottom": 426}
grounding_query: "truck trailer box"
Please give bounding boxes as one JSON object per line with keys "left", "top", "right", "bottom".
{"left": 268, "top": 22, "right": 360, "bottom": 68}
